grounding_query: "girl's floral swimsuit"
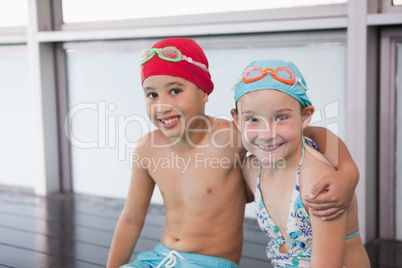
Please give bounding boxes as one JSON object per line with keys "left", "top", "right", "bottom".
{"left": 255, "top": 139, "right": 312, "bottom": 267}
{"left": 255, "top": 138, "right": 359, "bottom": 267}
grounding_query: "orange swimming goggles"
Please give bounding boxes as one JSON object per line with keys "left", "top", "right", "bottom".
{"left": 242, "top": 66, "right": 308, "bottom": 91}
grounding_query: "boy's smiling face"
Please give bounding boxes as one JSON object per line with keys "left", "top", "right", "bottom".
{"left": 143, "top": 75, "right": 208, "bottom": 139}
{"left": 232, "top": 89, "right": 313, "bottom": 165}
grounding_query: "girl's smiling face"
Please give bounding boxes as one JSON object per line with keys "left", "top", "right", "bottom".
{"left": 232, "top": 89, "right": 314, "bottom": 166}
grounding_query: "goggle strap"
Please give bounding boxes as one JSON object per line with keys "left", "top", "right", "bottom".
{"left": 183, "top": 55, "right": 209, "bottom": 72}
{"left": 184, "top": 55, "right": 193, "bottom": 63}
{"left": 296, "top": 77, "right": 309, "bottom": 91}
{"left": 231, "top": 76, "right": 242, "bottom": 91}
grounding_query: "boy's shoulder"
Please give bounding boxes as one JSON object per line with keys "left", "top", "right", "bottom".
{"left": 209, "top": 116, "right": 237, "bottom": 130}
{"left": 207, "top": 116, "right": 243, "bottom": 148}
{"left": 134, "top": 130, "right": 166, "bottom": 154}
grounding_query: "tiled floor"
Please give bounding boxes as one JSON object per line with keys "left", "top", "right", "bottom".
{"left": 0, "top": 186, "right": 400, "bottom": 268}
{"left": 365, "top": 239, "right": 402, "bottom": 268}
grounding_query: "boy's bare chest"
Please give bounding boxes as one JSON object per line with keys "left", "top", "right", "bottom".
{"left": 147, "top": 148, "right": 243, "bottom": 200}
{"left": 149, "top": 149, "right": 233, "bottom": 176}
{"left": 148, "top": 146, "right": 238, "bottom": 173}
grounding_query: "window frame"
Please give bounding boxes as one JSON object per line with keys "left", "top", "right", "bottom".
{"left": 381, "top": 0, "right": 402, "bottom": 13}
{"left": 379, "top": 27, "right": 402, "bottom": 239}
{"left": 60, "top": 4, "right": 347, "bottom": 31}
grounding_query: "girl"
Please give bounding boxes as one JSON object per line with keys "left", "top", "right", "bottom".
{"left": 231, "top": 59, "right": 370, "bottom": 267}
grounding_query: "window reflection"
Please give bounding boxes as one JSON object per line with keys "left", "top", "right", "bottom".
{"left": 0, "top": 0, "right": 28, "bottom": 27}
{"left": 394, "top": 0, "right": 402, "bottom": 6}
{"left": 62, "top": 0, "right": 347, "bottom": 23}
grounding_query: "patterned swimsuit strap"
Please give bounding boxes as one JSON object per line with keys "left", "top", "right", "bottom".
{"left": 295, "top": 138, "right": 306, "bottom": 186}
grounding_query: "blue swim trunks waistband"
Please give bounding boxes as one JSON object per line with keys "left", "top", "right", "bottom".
{"left": 121, "top": 243, "right": 239, "bottom": 268}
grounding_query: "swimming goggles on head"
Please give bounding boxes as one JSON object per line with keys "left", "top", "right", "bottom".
{"left": 242, "top": 66, "right": 308, "bottom": 91}
{"left": 138, "top": 46, "right": 209, "bottom": 73}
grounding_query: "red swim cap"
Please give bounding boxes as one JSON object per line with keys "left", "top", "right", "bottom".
{"left": 140, "top": 38, "right": 214, "bottom": 95}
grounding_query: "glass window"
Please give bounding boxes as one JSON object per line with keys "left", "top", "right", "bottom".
{"left": 0, "top": 0, "right": 28, "bottom": 27}
{"left": 394, "top": 0, "right": 402, "bottom": 6}
{"left": 65, "top": 35, "right": 346, "bottom": 218}
{"left": 0, "top": 47, "right": 34, "bottom": 188}
{"left": 62, "top": 0, "right": 347, "bottom": 23}
{"left": 396, "top": 41, "right": 402, "bottom": 240}
{"left": 66, "top": 49, "right": 148, "bottom": 197}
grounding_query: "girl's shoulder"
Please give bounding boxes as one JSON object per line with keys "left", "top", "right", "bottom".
{"left": 304, "top": 143, "right": 333, "bottom": 167}
{"left": 300, "top": 143, "right": 336, "bottom": 190}
{"left": 242, "top": 154, "right": 260, "bottom": 193}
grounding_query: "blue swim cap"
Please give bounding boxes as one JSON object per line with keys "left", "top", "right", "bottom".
{"left": 234, "top": 59, "right": 312, "bottom": 107}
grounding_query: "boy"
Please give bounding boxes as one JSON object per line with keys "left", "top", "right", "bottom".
{"left": 106, "top": 38, "right": 359, "bottom": 268}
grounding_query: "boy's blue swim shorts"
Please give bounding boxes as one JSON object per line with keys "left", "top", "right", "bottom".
{"left": 120, "top": 243, "right": 239, "bottom": 268}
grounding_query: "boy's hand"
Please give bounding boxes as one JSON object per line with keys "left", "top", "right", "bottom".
{"left": 303, "top": 167, "right": 358, "bottom": 221}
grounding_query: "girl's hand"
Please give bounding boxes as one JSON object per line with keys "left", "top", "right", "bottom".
{"left": 303, "top": 167, "right": 358, "bottom": 221}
